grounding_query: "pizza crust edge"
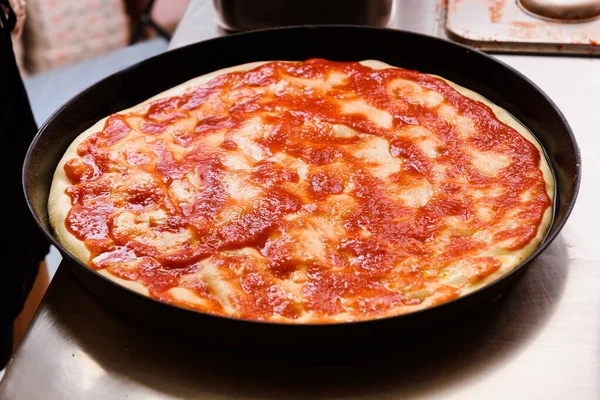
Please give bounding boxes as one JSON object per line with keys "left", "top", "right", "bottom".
{"left": 48, "top": 60, "right": 555, "bottom": 308}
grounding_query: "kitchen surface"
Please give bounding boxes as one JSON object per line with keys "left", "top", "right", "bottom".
{"left": 1, "top": 0, "right": 599, "bottom": 398}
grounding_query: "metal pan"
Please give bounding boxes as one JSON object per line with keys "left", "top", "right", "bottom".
{"left": 23, "top": 26, "right": 581, "bottom": 348}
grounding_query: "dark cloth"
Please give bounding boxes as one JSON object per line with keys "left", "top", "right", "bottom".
{"left": 1, "top": 0, "right": 49, "bottom": 368}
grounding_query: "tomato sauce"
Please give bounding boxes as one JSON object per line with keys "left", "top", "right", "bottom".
{"left": 62, "top": 59, "right": 551, "bottom": 321}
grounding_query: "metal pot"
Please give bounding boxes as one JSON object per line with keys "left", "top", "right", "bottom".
{"left": 213, "top": 0, "right": 394, "bottom": 31}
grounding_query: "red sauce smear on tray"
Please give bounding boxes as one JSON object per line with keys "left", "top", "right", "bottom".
{"left": 62, "top": 59, "right": 551, "bottom": 322}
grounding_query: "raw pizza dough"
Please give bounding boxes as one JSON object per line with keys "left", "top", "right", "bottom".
{"left": 49, "top": 59, "right": 554, "bottom": 323}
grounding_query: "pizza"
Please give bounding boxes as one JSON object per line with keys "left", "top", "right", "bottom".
{"left": 49, "top": 59, "right": 554, "bottom": 323}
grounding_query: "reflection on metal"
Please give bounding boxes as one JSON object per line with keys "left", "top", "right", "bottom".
{"left": 444, "top": 0, "right": 600, "bottom": 55}
{"left": 76, "top": 350, "right": 107, "bottom": 392}
{"left": 519, "top": 0, "right": 600, "bottom": 21}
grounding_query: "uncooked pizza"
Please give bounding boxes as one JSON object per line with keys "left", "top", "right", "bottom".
{"left": 49, "top": 59, "right": 553, "bottom": 323}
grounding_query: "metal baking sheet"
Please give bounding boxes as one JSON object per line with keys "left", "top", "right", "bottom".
{"left": 444, "top": 0, "right": 600, "bottom": 55}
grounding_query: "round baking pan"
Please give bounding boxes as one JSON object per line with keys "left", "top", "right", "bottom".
{"left": 23, "top": 26, "right": 581, "bottom": 347}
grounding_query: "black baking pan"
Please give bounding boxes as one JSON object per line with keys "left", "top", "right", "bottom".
{"left": 23, "top": 26, "right": 581, "bottom": 348}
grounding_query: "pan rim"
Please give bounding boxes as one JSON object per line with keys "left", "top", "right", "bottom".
{"left": 22, "top": 24, "right": 582, "bottom": 328}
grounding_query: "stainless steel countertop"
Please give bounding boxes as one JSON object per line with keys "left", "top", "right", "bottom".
{"left": 1, "top": 1, "right": 598, "bottom": 398}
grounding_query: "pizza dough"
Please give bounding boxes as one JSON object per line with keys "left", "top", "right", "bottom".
{"left": 48, "top": 59, "right": 554, "bottom": 322}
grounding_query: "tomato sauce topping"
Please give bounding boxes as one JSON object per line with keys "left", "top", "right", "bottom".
{"left": 62, "top": 59, "right": 551, "bottom": 322}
